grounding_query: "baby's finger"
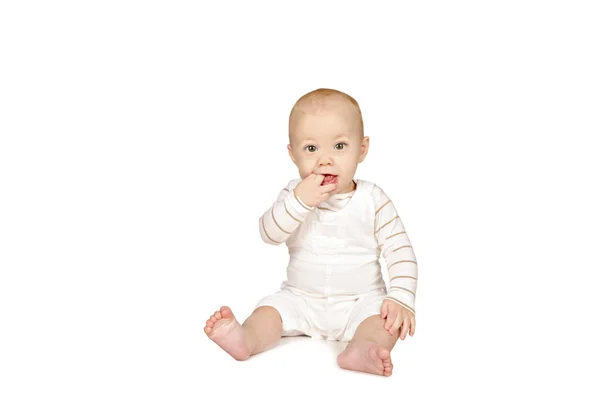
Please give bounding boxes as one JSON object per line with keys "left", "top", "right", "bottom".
{"left": 410, "top": 317, "right": 416, "bottom": 336}
{"left": 400, "top": 317, "right": 410, "bottom": 340}
{"left": 314, "top": 174, "right": 325, "bottom": 183}
{"left": 392, "top": 315, "right": 402, "bottom": 336}
{"left": 380, "top": 302, "right": 388, "bottom": 319}
{"left": 384, "top": 311, "right": 396, "bottom": 331}
{"left": 319, "top": 182, "right": 338, "bottom": 193}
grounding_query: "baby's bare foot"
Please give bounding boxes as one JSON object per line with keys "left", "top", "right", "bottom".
{"left": 337, "top": 340, "right": 393, "bottom": 377}
{"left": 204, "top": 306, "right": 250, "bottom": 361}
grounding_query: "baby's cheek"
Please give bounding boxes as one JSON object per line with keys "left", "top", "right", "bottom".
{"left": 299, "top": 161, "right": 314, "bottom": 175}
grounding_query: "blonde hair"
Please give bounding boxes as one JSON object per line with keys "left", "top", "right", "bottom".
{"left": 288, "top": 88, "right": 364, "bottom": 140}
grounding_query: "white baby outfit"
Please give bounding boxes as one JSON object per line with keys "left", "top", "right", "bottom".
{"left": 256, "top": 178, "right": 418, "bottom": 342}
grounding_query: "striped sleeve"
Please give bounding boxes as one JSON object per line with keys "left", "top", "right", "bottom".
{"left": 372, "top": 185, "right": 418, "bottom": 315}
{"left": 259, "top": 180, "right": 314, "bottom": 245}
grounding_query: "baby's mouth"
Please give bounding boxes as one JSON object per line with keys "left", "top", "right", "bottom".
{"left": 321, "top": 174, "right": 338, "bottom": 185}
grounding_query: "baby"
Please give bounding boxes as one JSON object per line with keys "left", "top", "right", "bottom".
{"left": 204, "top": 88, "right": 418, "bottom": 377}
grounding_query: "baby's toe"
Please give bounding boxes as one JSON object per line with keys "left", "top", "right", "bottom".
{"left": 366, "top": 347, "right": 385, "bottom": 372}
{"left": 214, "top": 310, "right": 222, "bottom": 320}
{"left": 384, "top": 361, "right": 393, "bottom": 376}
{"left": 376, "top": 347, "right": 390, "bottom": 361}
{"left": 220, "top": 306, "right": 234, "bottom": 319}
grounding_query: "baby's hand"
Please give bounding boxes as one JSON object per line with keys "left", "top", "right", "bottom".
{"left": 380, "top": 299, "right": 416, "bottom": 340}
{"left": 293, "top": 173, "right": 338, "bottom": 207}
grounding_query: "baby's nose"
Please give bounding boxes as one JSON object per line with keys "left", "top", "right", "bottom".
{"left": 318, "top": 156, "right": 333, "bottom": 166}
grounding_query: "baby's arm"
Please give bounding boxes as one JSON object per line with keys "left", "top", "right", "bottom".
{"left": 373, "top": 185, "right": 418, "bottom": 316}
{"left": 259, "top": 181, "right": 314, "bottom": 245}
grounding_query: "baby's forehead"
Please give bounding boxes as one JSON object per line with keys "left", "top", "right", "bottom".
{"left": 292, "top": 100, "right": 358, "bottom": 127}
{"left": 290, "top": 119, "right": 360, "bottom": 144}
{"left": 289, "top": 95, "right": 362, "bottom": 142}
{"left": 295, "top": 95, "right": 350, "bottom": 115}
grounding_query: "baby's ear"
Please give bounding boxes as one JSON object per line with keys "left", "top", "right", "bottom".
{"left": 358, "top": 136, "right": 370, "bottom": 163}
{"left": 287, "top": 144, "right": 297, "bottom": 164}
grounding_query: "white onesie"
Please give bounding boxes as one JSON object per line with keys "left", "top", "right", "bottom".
{"left": 255, "top": 177, "right": 418, "bottom": 342}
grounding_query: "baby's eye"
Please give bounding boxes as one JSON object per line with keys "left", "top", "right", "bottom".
{"left": 305, "top": 145, "right": 317, "bottom": 153}
{"left": 335, "top": 142, "right": 347, "bottom": 150}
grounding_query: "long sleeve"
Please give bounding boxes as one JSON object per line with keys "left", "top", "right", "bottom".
{"left": 259, "top": 180, "right": 314, "bottom": 245}
{"left": 372, "top": 185, "right": 418, "bottom": 315}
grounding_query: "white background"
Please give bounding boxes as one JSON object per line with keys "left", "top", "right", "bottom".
{"left": 1, "top": 1, "right": 599, "bottom": 398}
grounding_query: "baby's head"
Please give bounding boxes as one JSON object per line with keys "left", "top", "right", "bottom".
{"left": 287, "top": 88, "right": 369, "bottom": 195}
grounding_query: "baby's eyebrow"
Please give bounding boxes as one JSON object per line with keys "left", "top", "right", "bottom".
{"left": 334, "top": 133, "right": 350, "bottom": 140}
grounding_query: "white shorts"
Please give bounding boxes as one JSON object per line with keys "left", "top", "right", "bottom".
{"left": 253, "top": 285, "right": 388, "bottom": 342}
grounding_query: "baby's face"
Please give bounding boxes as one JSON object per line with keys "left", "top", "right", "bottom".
{"left": 287, "top": 102, "right": 369, "bottom": 195}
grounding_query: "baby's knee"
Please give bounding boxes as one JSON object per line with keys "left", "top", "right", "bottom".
{"left": 253, "top": 305, "right": 283, "bottom": 323}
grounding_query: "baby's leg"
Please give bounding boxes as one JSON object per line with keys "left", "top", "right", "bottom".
{"left": 204, "top": 305, "right": 282, "bottom": 361}
{"left": 337, "top": 315, "right": 399, "bottom": 377}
